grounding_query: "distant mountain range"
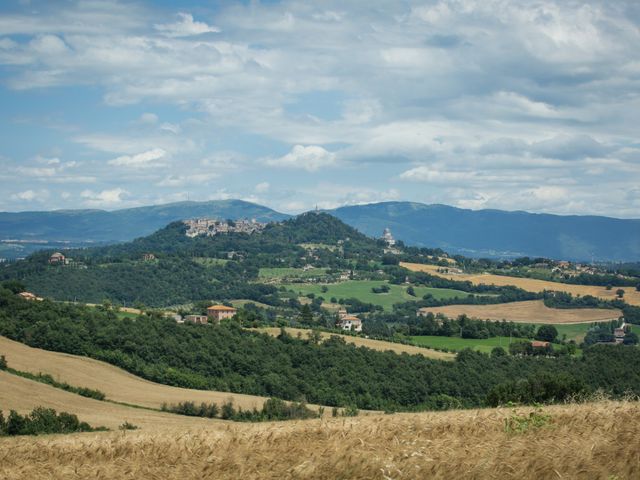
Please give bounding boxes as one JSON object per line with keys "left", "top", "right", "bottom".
{"left": 1, "top": 200, "right": 639, "bottom": 262}
{"left": 330, "top": 202, "right": 640, "bottom": 262}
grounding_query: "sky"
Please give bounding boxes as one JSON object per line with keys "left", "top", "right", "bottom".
{"left": 0, "top": 0, "right": 639, "bottom": 217}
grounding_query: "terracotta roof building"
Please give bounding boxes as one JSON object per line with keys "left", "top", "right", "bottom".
{"left": 337, "top": 315, "right": 362, "bottom": 333}
{"left": 206, "top": 305, "right": 237, "bottom": 323}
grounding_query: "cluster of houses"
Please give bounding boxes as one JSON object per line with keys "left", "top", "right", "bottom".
{"left": 173, "top": 304, "right": 238, "bottom": 325}
{"left": 184, "top": 218, "right": 267, "bottom": 238}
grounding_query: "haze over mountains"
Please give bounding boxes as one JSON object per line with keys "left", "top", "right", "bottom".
{"left": 1, "top": 200, "right": 639, "bottom": 262}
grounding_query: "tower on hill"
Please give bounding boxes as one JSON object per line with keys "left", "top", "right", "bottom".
{"left": 381, "top": 228, "right": 396, "bottom": 247}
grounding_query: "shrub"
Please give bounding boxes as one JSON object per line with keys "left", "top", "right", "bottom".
{"left": 0, "top": 355, "right": 7, "bottom": 370}
{"left": 119, "top": 421, "right": 138, "bottom": 431}
{"left": 504, "top": 405, "right": 552, "bottom": 434}
{"left": 0, "top": 407, "right": 106, "bottom": 436}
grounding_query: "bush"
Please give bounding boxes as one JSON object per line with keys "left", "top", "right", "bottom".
{"left": 119, "top": 421, "right": 138, "bottom": 431}
{"left": 0, "top": 355, "right": 7, "bottom": 370}
{"left": 163, "top": 398, "right": 319, "bottom": 422}
{"left": 0, "top": 407, "right": 106, "bottom": 436}
{"left": 491, "top": 346, "right": 507, "bottom": 358}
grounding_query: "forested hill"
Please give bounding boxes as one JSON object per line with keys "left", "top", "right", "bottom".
{"left": 0, "top": 213, "right": 386, "bottom": 306}
{"left": 330, "top": 202, "right": 640, "bottom": 262}
{"left": 62, "top": 211, "right": 378, "bottom": 261}
{"left": 0, "top": 200, "right": 290, "bottom": 243}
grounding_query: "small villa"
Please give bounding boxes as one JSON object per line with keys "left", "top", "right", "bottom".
{"left": 206, "top": 305, "right": 237, "bottom": 323}
{"left": 337, "top": 315, "right": 363, "bottom": 333}
{"left": 48, "top": 252, "right": 66, "bottom": 265}
{"left": 18, "top": 291, "right": 43, "bottom": 301}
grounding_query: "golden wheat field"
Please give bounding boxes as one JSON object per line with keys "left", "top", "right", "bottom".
{"left": 401, "top": 262, "right": 640, "bottom": 306}
{"left": 257, "top": 327, "right": 455, "bottom": 360}
{"left": 0, "top": 335, "right": 270, "bottom": 411}
{"left": 0, "top": 370, "right": 214, "bottom": 430}
{"left": 419, "top": 299, "right": 622, "bottom": 324}
{"left": 1, "top": 399, "right": 638, "bottom": 479}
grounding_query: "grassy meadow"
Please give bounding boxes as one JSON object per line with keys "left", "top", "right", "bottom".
{"left": 258, "top": 267, "right": 329, "bottom": 280}
{"left": 283, "top": 280, "right": 469, "bottom": 311}
{"left": 411, "top": 335, "right": 515, "bottom": 354}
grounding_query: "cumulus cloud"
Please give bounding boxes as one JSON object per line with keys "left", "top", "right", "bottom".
{"left": 10, "top": 189, "right": 49, "bottom": 202}
{"left": 265, "top": 145, "right": 337, "bottom": 172}
{"left": 156, "top": 173, "right": 218, "bottom": 187}
{"left": 107, "top": 148, "right": 167, "bottom": 168}
{"left": 154, "top": 13, "right": 219, "bottom": 37}
{"left": 81, "top": 188, "right": 129, "bottom": 207}
{"left": 255, "top": 182, "right": 270, "bottom": 193}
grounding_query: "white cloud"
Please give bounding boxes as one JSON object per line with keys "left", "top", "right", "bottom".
{"left": 107, "top": 148, "right": 167, "bottom": 168}
{"left": 81, "top": 188, "right": 129, "bottom": 207}
{"left": 139, "top": 113, "right": 158, "bottom": 124}
{"left": 265, "top": 145, "right": 337, "bottom": 172}
{"left": 154, "top": 13, "right": 219, "bottom": 37}
{"left": 160, "top": 122, "right": 181, "bottom": 134}
{"left": 11, "top": 189, "right": 49, "bottom": 202}
{"left": 255, "top": 182, "right": 270, "bottom": 193}
{"left": 156, "top": 173, "right": 218, "bottom": 187}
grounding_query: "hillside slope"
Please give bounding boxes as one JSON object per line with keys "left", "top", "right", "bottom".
{"left": 1, "top": 400, "right": 638, "bottom": 479}
{"left": 0, "top": 371, "right": 213, "bottom": 430}
{"left": 331, "top": 201, "right": 640, "bottom": 261}
{"left": 0, "top": 336, "right": 270, "bottom": 411}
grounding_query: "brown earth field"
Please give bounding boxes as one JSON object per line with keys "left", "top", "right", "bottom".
{"left": 256, "top": 327, "right": 455, "bottom": 360}
{"left": 418, "top": 299, "right": 622, "bottom": 324}
{"left": 0, "top": 335, "right": 271, "bottom": 412}
{"left": 401, "top": 262, "right": 640, "bottom": 306}
{"left": 0, "top": 396, "right": 638, "bottom": 480}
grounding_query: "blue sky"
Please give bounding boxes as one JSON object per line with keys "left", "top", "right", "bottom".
{"left": 1, "top": 0, "right": 639, "bottom": 217}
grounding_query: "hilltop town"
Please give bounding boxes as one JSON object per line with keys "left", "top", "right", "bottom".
{"left": 183, "top": 218, "right": 268, "bottom": 238}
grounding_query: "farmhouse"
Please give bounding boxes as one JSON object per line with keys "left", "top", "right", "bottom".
{"left": 531, "top": 341, "right": 550, "bottom": 349}
{"left": 184, "top": 315, "right": 209, "bottom": 325}
{"left": 142, "top": 253, "right": 156, "bottom": 261}
{"left": 207, "top": 305, "right": 237, "bottom": 323}
{"left": 337, "top": 315, "right": 363, "bottom": 332}
{"left": 48, "top": 252, "right": 65, "bottom": 265}
{"left": 18, "top": 291, "right": 43, "bottom": 301}
{"left": 614, "top": 327, "right": 626, "bottom": 344}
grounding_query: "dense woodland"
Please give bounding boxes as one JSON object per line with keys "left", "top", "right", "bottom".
{"left": 1, "top": 291, "right": 639, "bottom": 411}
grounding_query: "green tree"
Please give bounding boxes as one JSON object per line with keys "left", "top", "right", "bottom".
{"left": 491, "top": 346, "right": 507, "bottom": 358}
{"left": 535, "top": 325, "right": 558, "bottom": 343}
{"left": 616, "top": 289, "right": 625, "bottom": 299}
{"left": 300, "top": 304, "right": 313, "bottom": 324}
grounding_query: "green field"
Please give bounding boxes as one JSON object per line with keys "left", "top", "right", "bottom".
{"left": 411, "top": 335, "right": 515, "bottom": 354}
{"left": 283, "top": 280, "right": 469, "bottom": 311}
{"left": 259, "top": 267, "right": 329, "bottom": 280}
